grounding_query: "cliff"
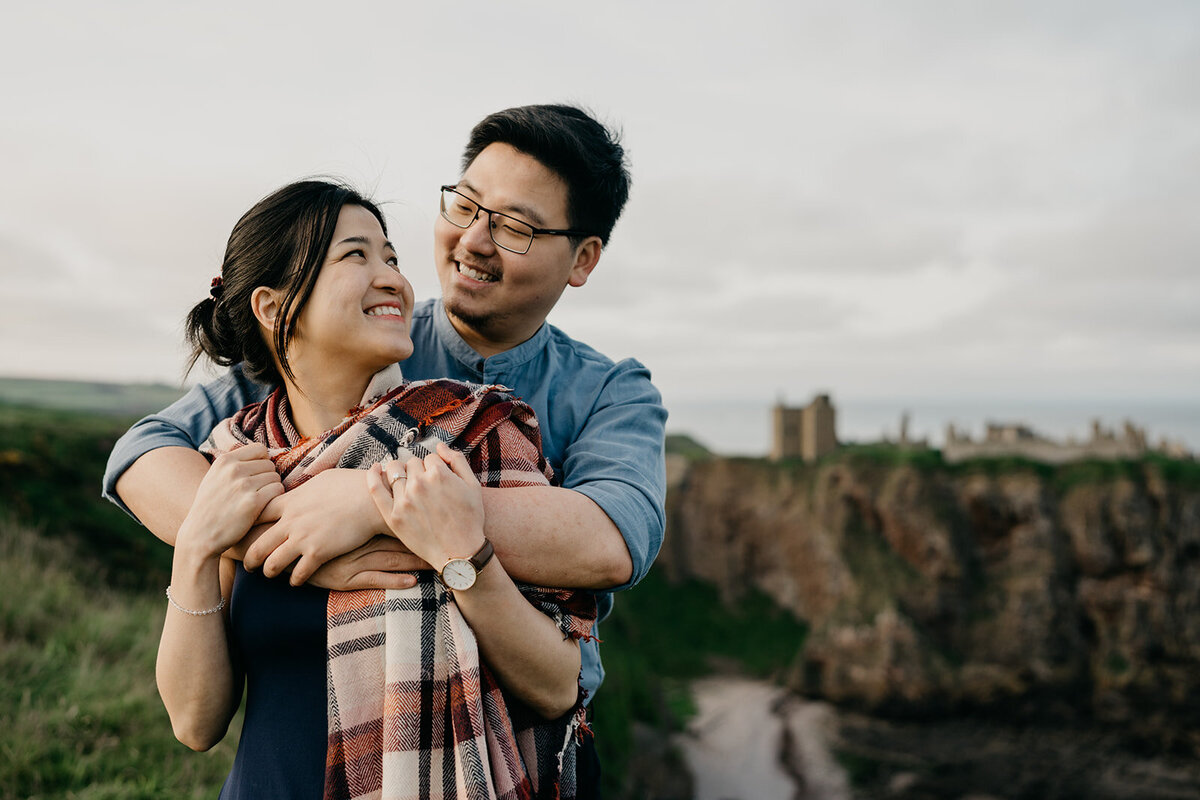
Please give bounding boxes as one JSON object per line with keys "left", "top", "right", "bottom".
{"left": 661, "top": 449, "right": 1200, "bottom": 749}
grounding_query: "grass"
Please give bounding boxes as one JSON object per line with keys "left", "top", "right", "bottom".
{"left": 664, "top": 433, "right": 712, "bottom": 461}
{"left": 0, "top": 403, "right": 174, "bottom": 591}
{"left": 0, "top": 377, "right": 185, "bottom": 418}
{"left": 0, "top": 517, "right": 239, "bottom": 800}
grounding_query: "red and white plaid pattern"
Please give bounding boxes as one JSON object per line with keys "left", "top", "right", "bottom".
{"left": 204, "top": 365, "right": 596, "bottom": 800}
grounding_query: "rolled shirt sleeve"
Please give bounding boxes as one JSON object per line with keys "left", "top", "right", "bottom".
{"left": 558, "top": 358, "right": 667, "bottom": 590}
{"left": 101, "top": 364, "right": 269, "bottom": 519}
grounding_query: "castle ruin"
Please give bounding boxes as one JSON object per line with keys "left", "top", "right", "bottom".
{"left": 942, "top": 418, "right": 1161, "bottom": 464}
{"left": 771, "top": 394, "right": 838, "bottom": 462}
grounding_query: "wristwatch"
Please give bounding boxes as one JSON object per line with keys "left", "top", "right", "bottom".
{"left": 437, "top": 539, "right": 494, "bottom": 591}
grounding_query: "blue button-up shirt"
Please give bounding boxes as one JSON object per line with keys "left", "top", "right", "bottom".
{"left": 103, "top": 297, "right": 667, "bottom": 698}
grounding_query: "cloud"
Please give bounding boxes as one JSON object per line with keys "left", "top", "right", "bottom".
{"left": 0, "top": 0, "right": 1195, "bottom": 434}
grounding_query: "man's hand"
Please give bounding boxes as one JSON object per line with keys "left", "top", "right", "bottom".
{"left": 242, "top": 468, "right": 392, "bottom": 585}
{"left": 307, "top": 536, "right": 428, "bottom": 590}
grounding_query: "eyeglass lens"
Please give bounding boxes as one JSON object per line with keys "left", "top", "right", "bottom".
{"left": 441, "top": 189, "right": 534, "bottom": 254}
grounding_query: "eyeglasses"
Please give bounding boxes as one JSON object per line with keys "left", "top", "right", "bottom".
{"left": 439, "top": 185, "right": 592, "bottom": 255}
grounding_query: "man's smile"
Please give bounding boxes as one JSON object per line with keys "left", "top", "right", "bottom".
{"left": 456, "top": 262, "right": 499, "bottom": 283}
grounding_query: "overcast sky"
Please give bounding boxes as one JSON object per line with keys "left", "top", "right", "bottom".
{"left": 1, "top": 2, "right": 1196, "bottom": 451}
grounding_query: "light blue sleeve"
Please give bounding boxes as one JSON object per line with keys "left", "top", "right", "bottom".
{"left": 560, "top": 358, "right": 668, "bottom": 591}
{"left": 101, "top": 364, "right": 270, "bottom": 519}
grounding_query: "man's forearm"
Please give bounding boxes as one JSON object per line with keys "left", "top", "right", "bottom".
{"left": 480, "top": 486, "right": 633, "bottom": 589}
{"left": 114, "top": 447, "right": 210, "bottom": 546}
{"left": 119, "top": 454, "right": 635, "bottom": 589}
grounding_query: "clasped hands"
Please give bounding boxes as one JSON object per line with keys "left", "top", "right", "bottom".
{"left": 235, "top": 443, "right": 484, "bottom": 591}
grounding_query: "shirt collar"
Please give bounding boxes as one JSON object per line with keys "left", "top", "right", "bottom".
{"left": 432, "top": 299, "right": 551, "bottom": 375}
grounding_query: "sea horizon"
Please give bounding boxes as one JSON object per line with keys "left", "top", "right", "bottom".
{"left": 666, "top": 396, "right": 1199, "bottom": 459}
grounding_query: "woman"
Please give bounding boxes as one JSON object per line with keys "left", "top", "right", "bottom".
{"left": 155, "top": 180, "right": 595, "bottom": 800}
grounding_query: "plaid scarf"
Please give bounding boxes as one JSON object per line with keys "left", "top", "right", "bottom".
{"left": 203, "top": 365, "right": 596, "bottom": 800}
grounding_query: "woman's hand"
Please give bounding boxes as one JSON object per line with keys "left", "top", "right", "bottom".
{"left": 177, "top": 443, "right": 284, "bottom": 562}
{"left": 367, "top": 442, "right": 485, "bottom": 569}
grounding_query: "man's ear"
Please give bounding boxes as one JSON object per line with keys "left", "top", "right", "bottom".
{"left": 567, "top": 236, "right": 603, "bottom": 288}
{"left": 250, "top": 286, "right": 281, "bottom": 330}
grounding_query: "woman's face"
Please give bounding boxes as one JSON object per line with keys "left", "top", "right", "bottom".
{"left": 287, "top": 204, "right": 415, "bottom": 379}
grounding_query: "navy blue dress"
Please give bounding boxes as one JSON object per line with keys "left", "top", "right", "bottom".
{"left": 218, "top": 565, "right": 328, "bottom": 799}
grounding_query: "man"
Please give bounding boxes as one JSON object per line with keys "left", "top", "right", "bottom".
{"left": 103, "top": 103, "right": 667, "bottom": 786}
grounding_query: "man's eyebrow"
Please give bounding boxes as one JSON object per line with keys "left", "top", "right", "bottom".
{"left": 457, "top": 179, "right": 547, "bottom": 227}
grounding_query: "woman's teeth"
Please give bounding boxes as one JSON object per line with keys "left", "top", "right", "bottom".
{"left": 367, "top": 307, "right": 404, "bottom": 317}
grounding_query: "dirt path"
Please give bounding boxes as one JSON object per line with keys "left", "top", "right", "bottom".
{"left": 674, "top": 677, "right": 851, "bottom": 800}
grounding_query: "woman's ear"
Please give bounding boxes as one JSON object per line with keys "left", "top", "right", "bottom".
{"left": 250, "top": 286, "right": 281, "bottom": 330}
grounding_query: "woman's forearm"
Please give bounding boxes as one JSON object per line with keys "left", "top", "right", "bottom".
{"left": 448, "top": 557, "right": 582, "bottom": 719}
{"left": 155, "top": 551, "right": 240, "bottom": 751}
{"left": 367, "top": 450, "right": 583, "bottom": 718}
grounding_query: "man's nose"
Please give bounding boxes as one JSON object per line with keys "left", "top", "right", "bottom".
{"left": 459, "top": 211, "right": 498, "bottom": 254}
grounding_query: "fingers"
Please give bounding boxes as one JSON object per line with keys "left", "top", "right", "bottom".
{"left": 229, "top": 442, "right": 270, "bottom": 461}
{"left": 262, "top": 540, "right": 300, "bottom": 579}
{"left": 318, "top": 569, "right": 419, "bottom": 591}
{"left": 353, "top": 571, "right": 419, "bottom": 590}
{"left": 226, "top": 443, "right": 277, "bottom": 474}
{"left": 225, "top": 522, "right": 269, "bottom": 560}
{"left": 289, "top": 553, "right": 322, "bottom": 586}
{"left": 366, "top": 463, "right": 398, "bottom": 518}
{"left": 383, "top": 459, "right": 407, "bottom": 492}
{"left": 437, "top": 442, "right": 477, "bottom": 484}
{"left": 243, "top": 524, "right": 288, "bottom": 571}
{"left": 258, "top": 492, "right": 285, "bottom": 524}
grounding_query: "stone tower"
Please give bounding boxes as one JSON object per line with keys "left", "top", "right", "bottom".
{"left": 771, "top": 394, "right": 838, "bottom": 461}
{"left": 802, "top": 394, "right": 837, "bottom": 461}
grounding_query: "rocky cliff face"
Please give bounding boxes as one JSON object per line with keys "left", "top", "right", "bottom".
{"left": 661, "top": 452, "right": 1200, "bottom": 749}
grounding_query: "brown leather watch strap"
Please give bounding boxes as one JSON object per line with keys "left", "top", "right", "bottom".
{"left": 469, "top": 538, "right": 494, "bottom": 573}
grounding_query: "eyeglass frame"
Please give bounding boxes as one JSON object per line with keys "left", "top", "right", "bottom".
{"left": 439, "top": 185, "right": 594, "bottom": 255}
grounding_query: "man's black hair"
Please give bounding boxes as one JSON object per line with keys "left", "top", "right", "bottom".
{"left": 462, "top": 104, "right": 631, "bottom": 246}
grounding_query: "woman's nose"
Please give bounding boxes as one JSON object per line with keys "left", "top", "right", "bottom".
{"left": 374, "top": 261, "right": 408, "bottom": 293}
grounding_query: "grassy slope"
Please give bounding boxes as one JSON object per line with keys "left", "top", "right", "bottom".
{"left": 0, "top": 404, "right": 175, "bottom": 590}
{"left": 0, "top": 377, "right": 185, "bottom": 418}
{"left": 0, "top": 401, "right": 235, "bottom": 798}
{"left": 0, "top": 518, "right": 239, "bottom": 800}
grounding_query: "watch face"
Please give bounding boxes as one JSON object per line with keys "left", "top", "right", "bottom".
{"left": 441, "top": 559, "right": 476, "bottom": 591}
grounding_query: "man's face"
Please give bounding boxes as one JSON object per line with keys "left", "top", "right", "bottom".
{"left": 434, "top": 142, "right": 599, "bottom": 356}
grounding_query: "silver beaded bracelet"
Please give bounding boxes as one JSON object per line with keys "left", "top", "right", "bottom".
{"left": 165, "top": 585, "right": 227, "bottom": 616}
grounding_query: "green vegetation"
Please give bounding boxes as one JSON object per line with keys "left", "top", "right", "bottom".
{"left": 1143, "top": 452, "right": 1200, "bottom": 488}
{"left": 1, "top": 517, "right": 239, "bottom": 800}
{"left": 0, "top": 398, "right": 230, "bottom": 797}
{"left": 592, "top": 568, "right": 808, "bottom": 797}
{"left": 835, "top": 441, "right": 948, "bottom": 472}
{"left": 0, "top": 377, "right": 185, "bottom": 418}
{"left": 664, "top": 433, "right": 712, "bottom": 460}
{"left": 0, "top": 403, "right": 174, "bottom": 590}
{"left": 824, "top": 441, "right": 1200, "bottom": 495}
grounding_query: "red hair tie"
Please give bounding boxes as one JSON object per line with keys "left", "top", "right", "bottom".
{"left": 209, "top": 276, "right": 224, "bottom": 299}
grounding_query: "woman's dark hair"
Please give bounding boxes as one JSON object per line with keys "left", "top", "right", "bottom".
{"left": 185, "top": 179, "right": 387, "bottom": 386}
{"left": 461, "top": 104, "right": 631, "bottom": 246}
